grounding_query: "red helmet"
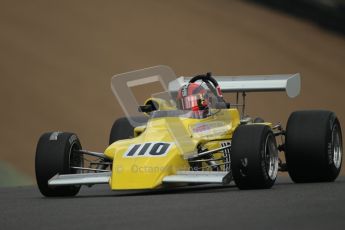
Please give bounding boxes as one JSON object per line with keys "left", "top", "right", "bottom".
{"left": 176, "top": 83, "right": 209, "bottom": 111}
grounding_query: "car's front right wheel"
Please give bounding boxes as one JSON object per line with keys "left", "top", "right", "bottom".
{"left": 35, "top": 132, "right": 83, "bottom": 197}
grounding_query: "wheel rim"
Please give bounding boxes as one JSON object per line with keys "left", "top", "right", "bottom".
{"left": 69, "top": 142, "right": 83, "bottom": 174}
{"left": 264, "top": 133, "right": 278, "bottom": 180}
{"left": 332, "top": 124, "right": 342, "bottom": 169}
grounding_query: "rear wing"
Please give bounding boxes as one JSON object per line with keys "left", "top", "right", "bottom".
{"left": 175, "top": 73, "right": 301, "bottom": 98}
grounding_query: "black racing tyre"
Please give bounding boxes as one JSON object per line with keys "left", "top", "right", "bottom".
{"left": 35, "top": 132, "right": 83, "bottom": 197}
{"left": 285, "top": 110, "right": 343, "bottom": 183}
{"left": 231, "top": 125, "right": 279, "bottom": 189}
{"left": 109, "top": 116, "right": 148, "bottom": 144}
{"left": 253, "top": 117, "right": 265, "bottom": 123}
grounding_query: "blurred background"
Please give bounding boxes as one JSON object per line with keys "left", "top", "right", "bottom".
{"left": 1, "top": 0, "right": 344, "bottom": 186}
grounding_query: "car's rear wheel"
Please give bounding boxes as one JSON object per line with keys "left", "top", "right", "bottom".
{"left": 285, "top": 110, "right": 343, "bottom": 183}
{"left": 253, "top": 117, "right": 265, "bottom": 123}
{"left": 231, "top": 125, "right": 279, "bottom": 189}
{"left": 109, "top": 116, "right": 148, "bottom": 144}
{"left": 35, "top": 132, "right": 83, "bottom": 197}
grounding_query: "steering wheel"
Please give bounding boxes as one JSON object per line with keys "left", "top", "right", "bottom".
{"left": 188, "top": 72, "right": 229, "bottom": 108}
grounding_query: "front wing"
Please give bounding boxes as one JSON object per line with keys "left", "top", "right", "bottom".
{"left": 48, "top": 171, "right": 232, "bottom": 187}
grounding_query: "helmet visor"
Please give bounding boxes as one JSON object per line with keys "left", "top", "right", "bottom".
{"left": 180, "top": 93, "right": 206, "bottom": 110}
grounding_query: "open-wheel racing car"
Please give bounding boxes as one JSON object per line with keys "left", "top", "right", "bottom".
{"left": 35, "top": 66, "right": 343, "bottom": 196}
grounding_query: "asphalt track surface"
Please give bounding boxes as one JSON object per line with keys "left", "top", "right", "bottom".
{"left": 1, "top": 176, "right": 344, "bottom": 230}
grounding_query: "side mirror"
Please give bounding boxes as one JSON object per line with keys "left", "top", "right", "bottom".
{"left": 138, "top": 104, "right": 155, "bottom": 113}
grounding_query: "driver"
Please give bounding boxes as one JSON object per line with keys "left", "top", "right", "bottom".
{"left": 176, "top": 82, "right": 211, "bottom": 118}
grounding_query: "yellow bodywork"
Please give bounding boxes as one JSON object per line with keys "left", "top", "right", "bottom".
{"left": 104, "top": 108, "right": 241, "bottom": 190}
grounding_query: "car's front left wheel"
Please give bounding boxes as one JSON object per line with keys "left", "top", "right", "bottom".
{"left": 231, "top": 125, "right": 279, "bottom": 189}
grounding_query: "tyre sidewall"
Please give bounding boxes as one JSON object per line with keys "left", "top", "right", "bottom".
{"left": 327, "top": 116, "right": 342, "bottom": 180}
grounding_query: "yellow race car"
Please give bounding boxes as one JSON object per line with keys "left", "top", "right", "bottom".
{"left": 35, "top": 66, "right": 343, "bottom": 196}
